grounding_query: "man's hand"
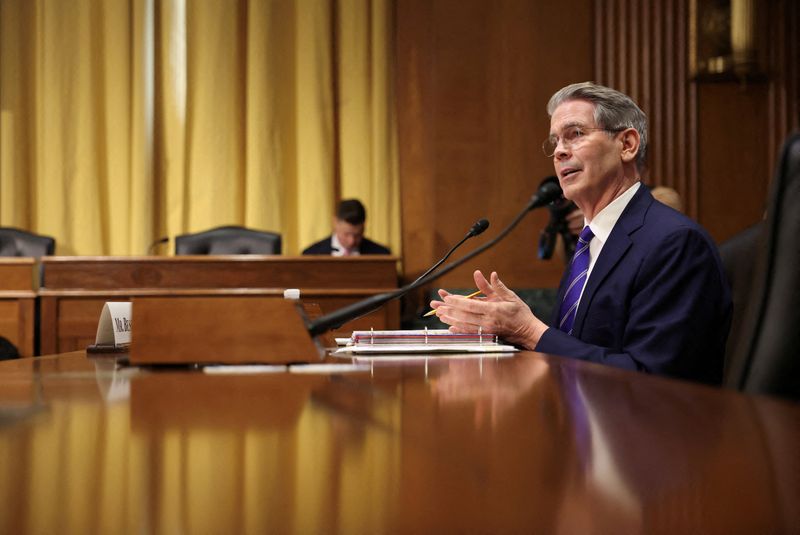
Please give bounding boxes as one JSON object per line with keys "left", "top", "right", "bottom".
{"left": 429, "top": 270, "right": 548, "bottom": 349}
{"left": 566, "top": 206, "right": 584, "bottom": 235}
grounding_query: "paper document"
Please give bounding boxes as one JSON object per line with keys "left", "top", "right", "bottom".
{"left": 288, "top": 363, "right": 372, "bottom": 373}
{"left": 335, "top": 344, "right": 518, "bottom": 355}
{"left": 348, "top": 352, "right": 517, "bottom": 362}
{"left": 204, "top": 365, "right": 287, "bottom": 375}
{"left": 336, "top": 329, "right": 518, "bottom": 355}
{"left": 346, "top": 329, "right": 501, "bottom": 345}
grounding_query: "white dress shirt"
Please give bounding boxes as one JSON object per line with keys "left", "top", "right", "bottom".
{"left": 331, "top": 234, "right": 360, "bottom": 257}
{"left": 576, "top": 181, "right": 641, "bottom": 307}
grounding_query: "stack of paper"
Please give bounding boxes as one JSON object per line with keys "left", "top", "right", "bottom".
{"left": 334, "top": 329, "right": 518, "bottom": 355}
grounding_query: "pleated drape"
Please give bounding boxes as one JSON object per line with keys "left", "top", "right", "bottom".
{"left": 0, "top": 0, "right": 399, "bottom": 256}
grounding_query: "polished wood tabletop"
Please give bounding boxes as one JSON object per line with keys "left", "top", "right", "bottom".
{"left": 0, "top": 350, "right": 798, "bottom": 534}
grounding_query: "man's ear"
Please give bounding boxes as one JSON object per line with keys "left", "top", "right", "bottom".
{"left": 619, "top": 128, "right": 640, "bottom": 164}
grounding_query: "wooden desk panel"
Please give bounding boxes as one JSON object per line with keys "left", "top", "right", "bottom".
{"left": 39, "top": 257, "right": 400, "bottom": 354}
{"left": 0, "top": 258, "right": 37, "bottom": 291}
{"left": 0, "top": 351, "right": 797, "bottom": 533}
{"left": 0, "top": 259, "right": 36, "bottom": 357}
{"left": 42, "top": 255, "right": 398, "bottom": 289}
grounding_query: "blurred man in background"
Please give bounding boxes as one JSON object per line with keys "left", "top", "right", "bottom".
{"left": 303, "top": 199, "right": 390, "bottom": 256}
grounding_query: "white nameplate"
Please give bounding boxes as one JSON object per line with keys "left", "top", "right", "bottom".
{"left": 94, "top": 302, "right": 133, "bottom": 348}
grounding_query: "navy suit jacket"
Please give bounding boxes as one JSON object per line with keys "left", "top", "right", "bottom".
{"left": 535, "top": 185, "right": 732, "bottom": 385}
{"left": 302, "top": 236, "right": 391, "bottom": 255}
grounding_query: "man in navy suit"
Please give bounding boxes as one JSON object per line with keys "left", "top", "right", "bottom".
{"left": 302, "top": 199, "right": 391, "bottom": 256}
{"left": 431, "top": 82, "right": 731, "bottom": 384}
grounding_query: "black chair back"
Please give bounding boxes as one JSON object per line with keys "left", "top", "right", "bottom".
{"left": 175, "top": 225, "right": 282, "bottom": 255}
{"left": 0, "top": 227, "right": 56, "bottom": 258}
{"left": 719, "top": 221, "right": 763, "bottom": 371}
{"left": 724, "top": 132, "right": 800, "bottom": 400}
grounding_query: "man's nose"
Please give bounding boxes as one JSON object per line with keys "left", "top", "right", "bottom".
{"left": 554, "top": 139, "right": 570, "bottom": 159}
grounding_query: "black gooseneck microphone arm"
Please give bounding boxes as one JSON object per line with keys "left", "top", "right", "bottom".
{"left": 147, "top": 236, "right": 169, "bottom": 255}
{"left": 306, "top": 218, "right": 490, "bottom": 337}
{"left": 306, "top": 180, "right": 563, "bottom": 337}
{"left": 408, "top": 218, "right": 489, "bottom": 287}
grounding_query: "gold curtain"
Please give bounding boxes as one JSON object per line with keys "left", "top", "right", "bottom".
{"left": 0, "top": 0, "right": 399, "bottom": 256}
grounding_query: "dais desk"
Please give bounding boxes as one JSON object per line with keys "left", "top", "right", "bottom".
{"left": 0, "top": 350, "right": 798, "bottom": 533}
{"left": 39, "top": 256, "right": 400, "bottom": 354}
{"left": 0, "top": 258, "right": 36, "bottom": 356}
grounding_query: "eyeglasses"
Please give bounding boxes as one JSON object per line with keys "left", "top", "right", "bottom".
{"left": 541, "top": 125, "right": 623, "bottom": 157}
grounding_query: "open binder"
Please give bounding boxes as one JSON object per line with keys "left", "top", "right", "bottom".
{"left": 335, "top": 329, "right": 518, "bottom": 355}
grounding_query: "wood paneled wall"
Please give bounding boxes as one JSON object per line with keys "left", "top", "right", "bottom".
{"left": 396, "top": 0, "right": 594, "bottom": 297}
{"left": 396, "top": 0, "right": 800, "bottom": 296}
{"left": 765, "top": 0, "right": 800, "bottom": 180}
{"left": 593, "top": 0, "right": 800, "bottom": 241}
{"left": 593, "top": 0, "right": 697, "bottom": 215}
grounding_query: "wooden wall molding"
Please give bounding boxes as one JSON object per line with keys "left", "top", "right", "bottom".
{"left": 593, "top": 0, "right": 698, "bottom": 216}
{"left": 766, "top": 0, "right": 800, "bottom": 177}
{"left": 593, "top": 0, "right": 800, "bottom": 240}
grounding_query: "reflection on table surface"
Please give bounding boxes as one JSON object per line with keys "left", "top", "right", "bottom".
{"left": 0, "top": 350, "right": 798, "bottom": 533}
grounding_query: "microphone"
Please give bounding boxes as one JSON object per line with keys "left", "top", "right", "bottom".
{"left": 307, "top": 218, "right": 490, "bottom": 337}
{"left": 147, "top": 236, "right": 169, "bottom": 255}
{"left": 408, "top": 218, "right": 489, "bottom": 287}
{"left": 527, "top": 176, "right": 563, "bottom": 210}
{"left": 535, "top": 176, "right": 578, "bottom": 259}
{"left": 306, "top": 178, "right": 562, "bottom": 337}
{"left": 468, "top": 218, "right": 490, "bottom": 237}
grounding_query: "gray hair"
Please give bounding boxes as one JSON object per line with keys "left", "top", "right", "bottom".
{"left": 547, "top": 82, "right": 648, "bottom": 170}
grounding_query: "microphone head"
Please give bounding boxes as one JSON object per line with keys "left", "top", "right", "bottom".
{"left": 468, "top": 218, "right": 490, "bottom": 237}
{"left": 539, "top": 175, "right": 559, "bottom": 187}
{"left": 529, "top": 177, "right": 563, "bottom": 209}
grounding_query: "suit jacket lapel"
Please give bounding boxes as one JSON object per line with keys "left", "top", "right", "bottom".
{"left": 571, "top": 185, "right": 652, "bottom": 335}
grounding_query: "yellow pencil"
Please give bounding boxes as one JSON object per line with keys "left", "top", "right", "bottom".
{"left": 422, "top": 290, "right": 482, "bottom": 317}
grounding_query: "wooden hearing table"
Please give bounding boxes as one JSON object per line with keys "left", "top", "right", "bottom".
{"left": 0, "top": 258, "right": 36, "bottom": 356}
{"left": 0, "top": 349, "right": 797, "bottom": 533}
{"left": 38, "top": 255, "right": 400, "bottom": 354}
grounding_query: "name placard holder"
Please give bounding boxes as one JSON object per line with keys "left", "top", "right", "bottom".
{"left": 87, "top": 302, "right": 132, "bottom": 353}
{"left": 129, "top": 296, "right": 323, "bottom": 365}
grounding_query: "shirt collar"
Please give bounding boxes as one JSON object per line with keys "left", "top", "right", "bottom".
{"left": 585, "top": 182, "right": 641, "bottom": 243}
{"left": 331, "top": 234, "right": 359, "bottom": 256}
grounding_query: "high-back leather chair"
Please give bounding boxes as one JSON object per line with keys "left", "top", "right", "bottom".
{"left": 175, "top": 226, "right": 282, "bottom": 255}
{"left": 724, "top": 132, "right": 800, "bottom": 400}
{"left": 719, "top": 221, "right": 763, "bottom": 368}
{"left": 0, "top": 227, "right": 56, "bottom": 258}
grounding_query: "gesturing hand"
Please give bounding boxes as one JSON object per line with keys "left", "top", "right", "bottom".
{"left": 429, "top": 270, "right": 548, "bottom": 349}
{"left": 566, "top": 206, "right": 585, "bottom": 235}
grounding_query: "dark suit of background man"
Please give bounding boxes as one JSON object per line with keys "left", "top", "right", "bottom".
{"left": 431, "top": 82, "right": 732, "bottom": 385}
{"left": 302, "top": 199, "right": 391, "bottom": 256}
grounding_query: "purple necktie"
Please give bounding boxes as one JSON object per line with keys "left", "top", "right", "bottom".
{"left": 558, "top": 226, "right": 594, "bottom": 334}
